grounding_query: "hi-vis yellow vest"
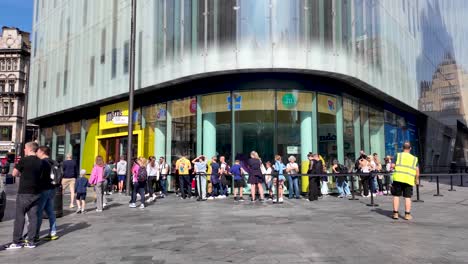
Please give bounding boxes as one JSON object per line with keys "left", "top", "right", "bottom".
{"left": 393, "top": 152, "right": 418, "bottom": 186}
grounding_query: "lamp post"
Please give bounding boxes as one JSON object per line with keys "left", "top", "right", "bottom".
{"left": 126, "top": 0, "right": 137, "bottom": 196}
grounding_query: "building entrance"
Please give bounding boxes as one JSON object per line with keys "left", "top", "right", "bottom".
{"left": 98, "top": 135, "right": 138, "bottom": 163}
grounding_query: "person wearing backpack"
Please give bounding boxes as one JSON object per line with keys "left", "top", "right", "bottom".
{"left": 130, "top": 158, "right": 147, "bottom": 209}
{"left": 35, "top": 146, "right": 59, "bottom": 241}
{"left": 332, "top": 160, "right": 351, "bottom": 198}
{"left": 89, "top": 156, "right": 106, "bottom": 213}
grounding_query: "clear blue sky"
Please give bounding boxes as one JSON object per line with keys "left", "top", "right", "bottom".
{"left": 0, "top": 0, "right": 33, "bottom": 33}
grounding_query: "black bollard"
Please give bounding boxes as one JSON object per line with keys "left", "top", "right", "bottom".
{"left": 459, "top": 173, "right": 464, "bottom": 187}
{"left": 413, "top": 184, "right": 424, "bottom": 203}
{"left": 433, "top": 176, "right": 444, "bottom": 197}
{"left": 449, "top": 175, "right": 456, "bottom": 191}
{"left": 366, "top": 173, "right": 379, "bottom": 207}
{"left": 348, "top": 174, "right": 359, "bottom": 201}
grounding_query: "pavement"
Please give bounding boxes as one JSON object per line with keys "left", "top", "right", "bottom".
{"left": 0, "top": 177, "right": 468, "bottom": 264}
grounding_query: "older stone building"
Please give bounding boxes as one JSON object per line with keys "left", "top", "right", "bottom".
{"left": 0, "top": 27, "right": 33, "bottom": 157}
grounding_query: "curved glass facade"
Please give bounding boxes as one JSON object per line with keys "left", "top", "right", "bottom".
{"left": 29, "top": 1, "right": 468, "bottom": 118}
{"left": 30, "top": 0, "right": 468, "bottom": 171}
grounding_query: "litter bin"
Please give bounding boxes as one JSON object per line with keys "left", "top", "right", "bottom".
{"left": 54, "top": 185, "right": 63, "bottom": 218}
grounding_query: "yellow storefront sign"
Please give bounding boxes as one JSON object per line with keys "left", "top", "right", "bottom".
{"left": 99, "top": 101, "right": 129, "bottom": 130}
{"left": 317, "top": 94, "right": 337, "bottom": 115}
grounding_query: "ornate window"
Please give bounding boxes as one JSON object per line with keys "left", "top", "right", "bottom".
{"left": 0, "top": 59, "right": 5, "bottom": 71}
{"left": 12, "top": 59, "right": 18, "bottom": 71}
{"left": 0, "top": 80, "right": 5, "bottom": 92}
{"left": 6, "top": 59, "right": 12, "bottom": 71}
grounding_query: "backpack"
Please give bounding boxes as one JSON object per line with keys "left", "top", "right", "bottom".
{"left": 338, "top": 164, "right": 348, "bottom": 174}
{"left": 137, "top": 166, "right": 147, "bottom": 182}
{"left": 50, "top": 160, "right": 63, "bottom": 186}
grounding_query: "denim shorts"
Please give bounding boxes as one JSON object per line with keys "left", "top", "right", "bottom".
{"left": 76, "top": 192, "right": 87, "bottom": 200}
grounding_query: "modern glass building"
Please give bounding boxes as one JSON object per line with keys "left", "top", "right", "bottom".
{"left": 29, "top": 0, "right": 468, "bottom": 188}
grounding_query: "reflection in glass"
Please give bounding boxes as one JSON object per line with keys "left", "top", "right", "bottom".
{"left": 170, "top": 97, "right": 197, "bottom": 161}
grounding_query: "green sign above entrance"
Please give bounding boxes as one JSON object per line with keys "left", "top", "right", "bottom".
{"left": 282, "top": 93, "right": 298, "bottom": 109}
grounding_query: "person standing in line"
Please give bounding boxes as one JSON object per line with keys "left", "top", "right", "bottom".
{"left": 116, "top": 156, "right": 127, "bottom": 193}
{"left": 384, "top": 156, "right": 394, "bottom": 194}
{"left": 247, "top": 151, "right": 265, "bottom": 202}
{"left": 6, "top": 142, "right": 46, "bottom": 249}
{"left": 35, "top": 146, "right": 59, "bottom": 241}
{"left": 369, "top": 154, "right": 377, "bottom": 195}
{"left": 175, "top": 155, "right": 192, "bottom": 199}
{"left": 146, "top": 156, "right": 159, "bottom": 203}
{"left": 192, "top": 155, "right": 207, "bottom": 201}
{"left": 231, "top": 159, "right": 246, "bottom": 202}
{"left": 263, "top": 162, "right": 273, "bottom": 200}
{"left": 61, "top": 153, "right": 77, "bottom": 208}
{"left": 75, "top": 169, "right": 89, "bottom": 214}
{"left": 158, "top": 157, "right": 169, "bottom": 198}
{"left": 391, "top": 142, "right": 419, "bottom": 220}
{"left": 373, "top": 154, "right": 384, "bottom": 195}
{"left": 107, "top": 160, "right": 117, "bottom": 194}
{"left": 319, "top": 155, "right": 329, "bottom": 196}
{"left": 89, "top": 156, "right": 106, "bottom": 213}
{"left": 307, "top": 153, "right": 321, "bottom": 202}
{"left": 360, "top": 156, "right": 371, "bottom": 197}
{"left": 332, "top": 160, "right": 351, "bottom": 198}
{"left": 286, "top": 155, "right": 300, "bottom": 199}
{"left": 218, "top": 156, "right": 230, "bottom": 198}
{"left": 273, "top": 155, "right": 286, "bottom": 204}
{"left": 130, "top": 158, "right": 148, "bottom": 209}
{"left": 207, "top": 156, "right": 220, "bottom": 200}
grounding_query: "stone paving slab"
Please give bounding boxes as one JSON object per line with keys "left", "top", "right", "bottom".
{"left": 0, "top": 179, "right": 467, "bottom": 264}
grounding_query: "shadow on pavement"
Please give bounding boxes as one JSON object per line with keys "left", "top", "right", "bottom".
{"left": 372, "top": 208, "right": 395, "bottom": 219}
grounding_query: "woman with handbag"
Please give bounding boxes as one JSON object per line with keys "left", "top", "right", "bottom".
{"left": 130, "top": 158, "right": 147, "bottom": 209}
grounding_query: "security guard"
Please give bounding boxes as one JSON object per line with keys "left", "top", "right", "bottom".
{"left": 391, "top": 142, "right": 419, "bottom": 220}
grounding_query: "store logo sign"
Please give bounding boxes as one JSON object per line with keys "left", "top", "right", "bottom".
{"left": 190, "top": 99, "right": 197, "bottom": 114}
{"left": 282, "top": 93, "right": 298, "bottom": 109}
{"left": 106, "top": 110, "right": 123, "bottom": 122}
{"left": 227, "top": 95, "right": 242, "bottom": 110}
{"left": 327, "top": 99, "right": 335, "bottom": 111}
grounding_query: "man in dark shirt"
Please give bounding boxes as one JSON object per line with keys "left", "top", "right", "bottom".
{"left": 6, "top": 142, "right": 47, "bottom": 250}
{"left": 36, "top": 146, "right": 58, "bottom": 241}
{"left": 307, "top": 153, "right": 322, "bottom": 201}
{"left": 62, "top": 154, "right": 77, "bottom": 208}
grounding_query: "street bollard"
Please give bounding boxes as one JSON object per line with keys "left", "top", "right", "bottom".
{"left": 348, "top": 174, "right": 359, "bottom": 201}
{"left": 459, "top": 173, "right": 464, "bottom": 187}
{"left": 413, "top": 184, "right": 424, "bottom": 203}
{"left": 197, "top": 173, "right": 202, "bottom": 201}
{"left": 433, "top": 176, "right": 444, "bottom": 197}
{"left": 449, "top": 175, "right": 456, "bottom": 191}
{"left": 366, "top": 174, "right": 379, "bottom": 207}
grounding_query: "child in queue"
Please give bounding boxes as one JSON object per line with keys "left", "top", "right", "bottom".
{"left": 273, "top": 155, "right": 286, "bottom": 203}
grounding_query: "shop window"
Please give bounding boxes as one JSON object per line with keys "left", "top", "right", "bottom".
{"left": 317, "top": 94, "right": 337, "bottom": 168}
{"left": 234, "top": 90, "right": 275, "bottom": 162}
{"left": 170, "top": 97, "right": 197, "bottom": 161}
{"left": 343, "top": 97, "right": 358, "bottom": 168}
{"left": 0, "top": 126, "right": 12, "bottom": 141}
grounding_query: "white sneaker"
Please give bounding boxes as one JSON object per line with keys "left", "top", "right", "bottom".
{"left": 279, "top": 197, "right": 284, "bottom": 203}
{"left": 147, "top": 197, "right": 153, "bottom": 203}
{"left": 129, "top": 203, "right": 136, "bottom": 208}
{"left": 139, "top": 204, "right": 145, "bottom": 209}
{"left": 207, "top": 196, "right": 214, "bottom": 200}
{"left": 6, "top": 243, "right": 23, "bottom": 250}
{"left": 103, "top": 203, "right": 107, "bottom": 208}
{"left": 219, "top": 195, "right": 226, "bottom": 199}
{"left": 96, "top": 209, "right": 102, "bottom": 212}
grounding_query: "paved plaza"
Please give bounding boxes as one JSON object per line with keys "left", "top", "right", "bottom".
{"left": 1, "top": 178, "right": 467, "bottom": 264}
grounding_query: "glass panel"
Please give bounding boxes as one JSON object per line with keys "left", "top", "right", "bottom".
{"left": 170, "top": 97, "right": 197, "bottom": 160}
{"left": 277, "top": 90, "right": 313, "bottom": 164}
{"left": 369, "top": 106, "right": 384, "bottom": 160}
{"left": 234, "top": 90, "right": 275, "bottom": 162}
{"left": 343, "top": 97, "right": 356, "bottom": 170}
{"left": 201, "top": 93, "right": 232, "bottom": 161}
{"left": 54, "top": 125, "right": 66, "bottom": 162}
{"left": 317, "top": 94, "right": 337, "bottom": 168}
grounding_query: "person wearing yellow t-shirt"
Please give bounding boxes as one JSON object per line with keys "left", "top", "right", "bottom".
{"left": 176, "top": 155, "right": 192, "bottom": 199}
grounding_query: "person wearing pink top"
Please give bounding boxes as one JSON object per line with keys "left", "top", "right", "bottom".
{"left": 131, "top": 160, "right": 140, "bottom": 183}
{"left": 89, "top": 156, "right": 106, "bottom": 212}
